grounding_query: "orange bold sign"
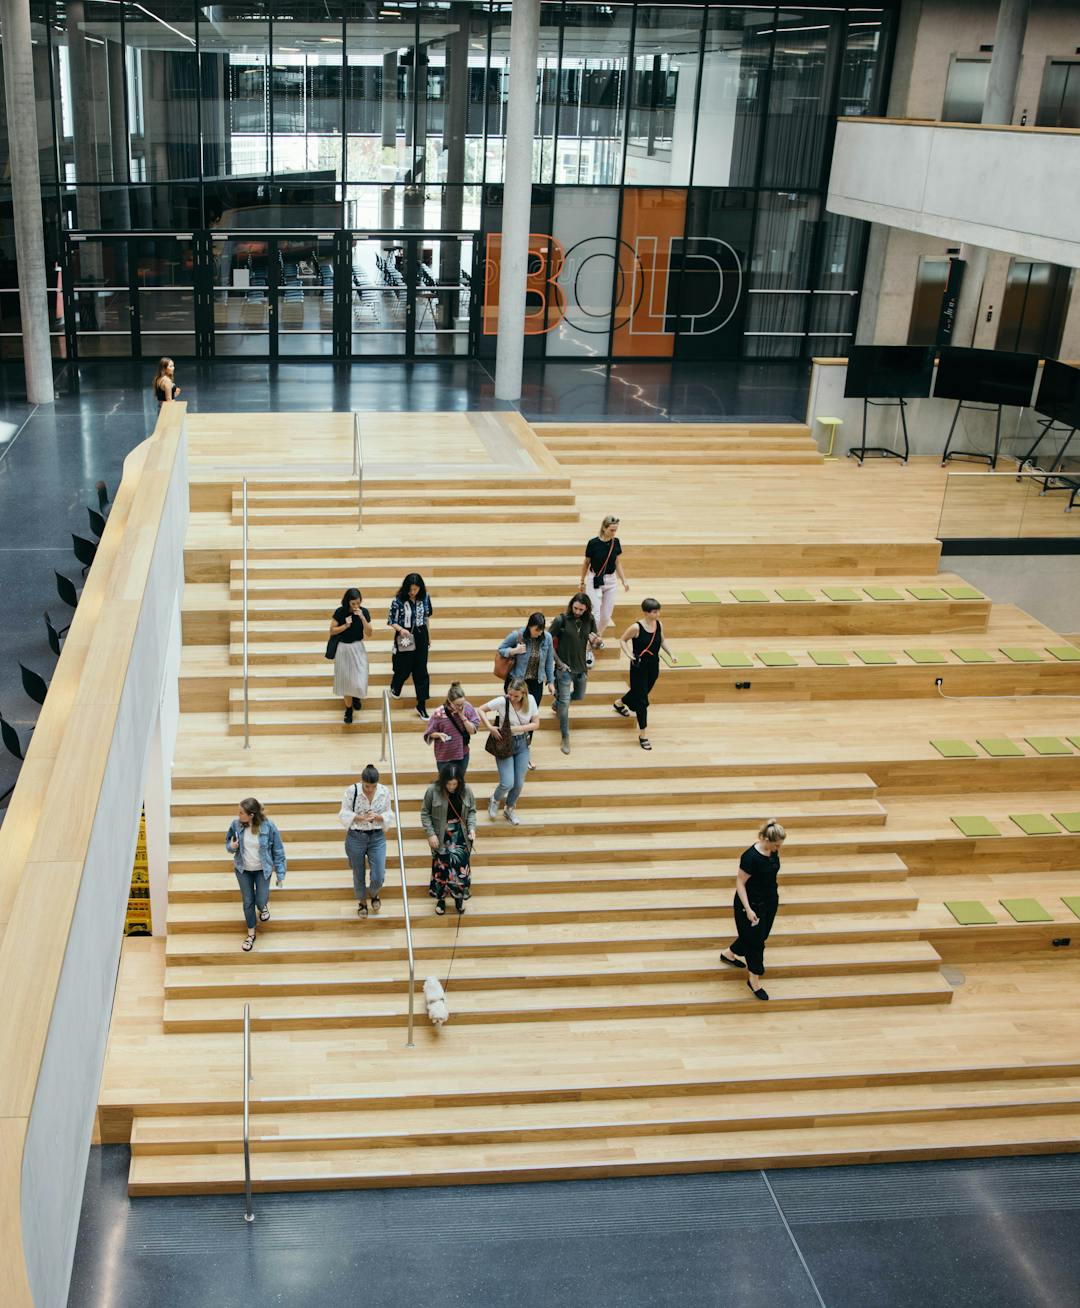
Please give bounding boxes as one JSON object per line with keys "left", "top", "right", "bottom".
{"left": 483, "top": 232, "right": 567, "bottom": 335}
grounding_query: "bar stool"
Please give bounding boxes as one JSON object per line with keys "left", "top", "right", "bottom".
{"left": 816, "top": 415, "right": 843, "bottom": 459}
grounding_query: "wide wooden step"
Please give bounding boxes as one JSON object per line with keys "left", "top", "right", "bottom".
{"left": 129, "top": 1072, "right": 1080, "bottom": 1158}
{"left": 162, "top": 940, "right": 942, "bottom": 1000}
{"left": 236, "top": 504, "right": 583, "bottom": 527}
{"left": 160, "top": 969, "right": 951, "bottom": 1032}
{"left": 170, "top": 772, "right": 879, "bottom": 815}
{"left": 165, "top": 881, "right": 919, "bottom": 934}
{"left": 233, "top": 487, "right": 578, "bottom": 511}
{"left": 129, "top": 1099, "right": 1080, "bottom": 1197}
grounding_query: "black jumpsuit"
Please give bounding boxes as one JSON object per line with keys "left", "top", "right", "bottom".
{"left": 622, "top": 619, "right": 662, "bottom": 730}
{"left": 729, "top": 843, "right": 780, "bottom": 976}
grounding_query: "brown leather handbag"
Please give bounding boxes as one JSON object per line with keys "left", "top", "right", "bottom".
{"left": 484, "top": 697, "right": 515, "bottom": 759}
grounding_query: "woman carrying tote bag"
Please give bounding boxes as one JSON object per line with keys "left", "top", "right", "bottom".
{"left": 478, "top": 678, "right": 538, "bottom": 826}
{"left": 327, "top": 588, "right": 371, "bottom": 725}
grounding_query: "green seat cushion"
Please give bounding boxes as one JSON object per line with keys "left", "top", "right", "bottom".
{"left": 757, "top": 651, "right": 798, "bottom": 668}
{"left": 822, "top": 586, "right": 861, "bottom": 601}
{"left": 950, "top": 815, "right": 1001, "bottom": 837}
{"left": 906, "top": 649, "right": 948, "bottom": 664}
{"left": 712, "top": 651, "right": 754, "bottom": 669}
{"left": 1000, "top": 647, "right": 1044, "bottom": 663}
{"left": 1068, "top": 737, "right": 1080, "bottom": 752}
{"left": 953, "top": 648, "right": 995, "bottom": 663}
{"left": 1009, "top": 813, "right": 1061, "bottom": 835}
{"left": 1026, "top": 736, "right": 1072, "bottom": 755}
{"left": 976, "top": 738, "right": 1024, "bottom": 757}
{"left": 808, "top": 650, "right": 848, "bottom": 666}
{"left": 945, "top": 900, "right": 997, "bottom": 925}
{"left": 731, "top": 588, "right": 769, "bottom": 603}
{"left": 661, "top": 650, "right": 700, "bottom": 668}
{"left": 683, "top": 590, "right": 722, "bottom": 604}
{"left": 864, "top": 585, "right": 903, "bottom": 601}
{"left": 1051, "top": 812, "right": 1080, "bottom": 833}
{"left": 1062, "top": 896, "right": 1080, "bottom": 919}
{"left": 908, "top": 586, "right": 947, "bottom": 600}
{"left": 1047, "top": 645, "right": 1080, "bottom": 662}
{"left": 776, "top": 587, "right": 814, "bottom": 602}
{"left": 942, "top": 585, "right": 984, "bottom": 600}
{"left": 854, "top": 649, "right": 897, "bottom": 665}
{"left": 1000, "top": 898, "right": 1054, "bottom": 923}
{"left": 931, "top": 739, "right": 978, "bottom": 758}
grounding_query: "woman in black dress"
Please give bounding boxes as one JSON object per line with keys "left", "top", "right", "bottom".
{"left": 613, "top": 597, "right": 676, "bottom": 751}
{"left": 720, "top": 821, "right": 788, "bottom": 1001}
{"left": 152, "top": 356, "right": 181, "bottom": 404}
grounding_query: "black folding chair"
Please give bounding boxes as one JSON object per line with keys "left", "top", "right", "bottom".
{"left": 19, "top": 664, "right": 49, "bottom": 708}
{"left": 87, "top": 506, "right": 106, "bottom": 539}
{"left": 0, "top": 710, "right": 26, "bottom": 806}
{"left": 55, "top": 572, "right": 79, "bottom": 633}
{"left": 43, "top": 611, "right": 63, "bottom": 657}
{"left": 72, "top": 533, "right": 97, "bottom": 576}
{"left": 96, "top": 479, "right": 110, "bottom": 513}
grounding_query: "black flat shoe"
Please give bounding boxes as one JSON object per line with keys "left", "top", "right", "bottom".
{"left": 344, "top": 707, "right": 353, "bottom": 724}
{"left": 747, "top": 981, "right": 769, "bottom": 1001}
{"left": 353, "top": 697, "right": 362, "bottom": 710}
{"left": 720, "top": 952, "right": 746, "bottom": 969}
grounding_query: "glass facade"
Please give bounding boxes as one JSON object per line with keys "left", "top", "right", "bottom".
{"left": 0, "top": 1, "right": 895, "bottom": 361}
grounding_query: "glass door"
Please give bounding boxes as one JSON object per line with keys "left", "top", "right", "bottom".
{"left": 211, "top": 235, "right": 273, "bottom": 356}
{"left": 68, "top": 237, "right": 134, "bottom": 357}
{"left": 349, "top": 232, "right": 474, "bottom": 356}
{"left": 132, "top": 234, "right": 197, "bottom": 359}
{"left": 274, "top": 235, "right": 337, "bottom": 357}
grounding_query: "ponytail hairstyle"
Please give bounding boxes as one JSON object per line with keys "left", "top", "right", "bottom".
{"left": 600, "top": 514, "right": 620, "bottom": 534}
{"left": 758, "top": 819, "right": 787, "bottom": 845}
{"left": 239, "top": 797, "right": 266, "bottom": 832}
{"left": 445, "top": 681, "right": 466, "bottom": 708}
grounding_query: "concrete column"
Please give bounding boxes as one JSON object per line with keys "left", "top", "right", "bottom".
{"left": 106, "top": 38, "right": 131, "bottom": 229}
{"left": 0, "top": 0, "right": 54, "bottom": 403}
{"left": 952, "top": 0, "right": 1029, "bottom": 347}
{"left": 381, "top": 51, "right": 398, "bottom": 229}
{"left": 439, "top": 3, "right": 472, "bottom": 328}
{"left": 494, "top": 0, "right": 540, "bottom": 402}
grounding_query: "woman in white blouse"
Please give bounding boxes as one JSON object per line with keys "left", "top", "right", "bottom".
{"left": 478, "top": 678, "right": 539, "bottom": 825}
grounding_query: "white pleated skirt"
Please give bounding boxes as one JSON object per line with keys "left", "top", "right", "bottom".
{"left": 333, "top": 641, "right": 369, "bottom": 698}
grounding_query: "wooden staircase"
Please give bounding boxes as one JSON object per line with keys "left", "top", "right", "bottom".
{"left": 105, "top": 413, "right": 1080, "bottom": 1197}
{"left": 531, "top": 423, "right": 825, "bottom": 466}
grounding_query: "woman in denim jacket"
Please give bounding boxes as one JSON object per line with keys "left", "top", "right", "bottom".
{"left": 498, "top": 611, "right": 555, "bottom": 707}
{"left": 226, "top": 797, "right": 287, "bottom": 951}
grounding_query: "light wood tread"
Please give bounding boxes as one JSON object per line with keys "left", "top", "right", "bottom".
{"left": 128, "top": 1109, "right": 1080, "bottom": 1194}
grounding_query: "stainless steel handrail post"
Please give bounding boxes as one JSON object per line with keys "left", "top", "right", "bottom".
{"left": 381, "top": 689, "right": 415, "bottom": 1047}
{"left": 353, "top": 412, "right": 363, "bottom": 531}
{"left": 242, "top": 1003, "right": 254, "bottom": 1222}
{"left": 242, "top": 478, "right": 250, "bottom": 750}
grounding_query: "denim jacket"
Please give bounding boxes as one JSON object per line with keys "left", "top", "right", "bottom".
{"left": 497, "top": 629, "right": 554, "bottom": 684}
{"left": 226, "top": 817, "right": 287, "bottom": 883}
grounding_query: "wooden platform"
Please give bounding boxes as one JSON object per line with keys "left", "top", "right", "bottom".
{"left": 99, "top": 411, "right": 1080, "bottom": 1197}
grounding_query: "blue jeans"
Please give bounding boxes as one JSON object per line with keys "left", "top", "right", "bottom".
{"left": 555, "top": 667, "right": 588, "bottom": 740}
{"left": 235, "top": 869, "right": 270, "bottom": 929}
{"left": 346, "top": 828, "right": 387, "bottom": 903}
{"left": 493, "top": 742, "right": 529, "bottom": 808}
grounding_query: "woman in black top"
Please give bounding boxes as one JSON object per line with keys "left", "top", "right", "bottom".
{"left": 613, "top": 598, "right": 676, "bottom": 750}
{"left": 720, "top": 821, "right": 788, "bottom": 1001}
{"left": 328, "top": 587, "right": 371, "bottom": 724}
{"left": 579, "top": 514, "right": 628, "bottom": 634}
{"left": 388, "top": 573, "right": 433, "bottom": 720}
{"left": 152, "top": 356, "right": 181, "bottom": 405}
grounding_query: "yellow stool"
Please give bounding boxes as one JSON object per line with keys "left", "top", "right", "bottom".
{"left": 816, "top": 416, "right": 843, "bottom": 459}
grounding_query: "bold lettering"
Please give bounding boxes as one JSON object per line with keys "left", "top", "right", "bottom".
{"left": 482, "top": 233, "right": 566, "bottom": 335}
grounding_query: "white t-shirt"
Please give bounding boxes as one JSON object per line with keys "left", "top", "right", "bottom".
{"left": 241, "top": 827, "right": 262, "bottom": 871}
{"left": 483, "top": 694, "right": 538, "bottom": 728}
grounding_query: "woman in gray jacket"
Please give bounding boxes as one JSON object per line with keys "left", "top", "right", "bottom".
{"left": 420, "top": 763, "right": 477, "bottom": 915}
{"left": 225, "top": 797, "right": 287, "bottom": 951}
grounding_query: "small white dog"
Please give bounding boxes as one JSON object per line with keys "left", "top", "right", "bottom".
{"left": 424, "top": 976, "right": 449, "bottom": 1026}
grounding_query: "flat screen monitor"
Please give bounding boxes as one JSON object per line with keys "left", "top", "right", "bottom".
{"left": 844, "top": 346, "right": 935, "bottom": 399}
{"left": 933, "top": 348, "right": 1039, "bottom": 407}
{"left": 1034, "top": 358, "right": 1080, "bottom": 428}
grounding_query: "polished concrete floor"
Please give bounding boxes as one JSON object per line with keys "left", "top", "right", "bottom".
{"left": 0, "top": 357, "right": 809, "bottom": 811}
{"left": 68, "top": 1146, "right": 1080, "bottom": 1307}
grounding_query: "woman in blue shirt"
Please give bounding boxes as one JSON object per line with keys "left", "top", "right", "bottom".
{"left": 388, "top": 572, "right": 433, "bottom": 720}
{"left": 225, "top": 797, "right": 287, "bottom": 951}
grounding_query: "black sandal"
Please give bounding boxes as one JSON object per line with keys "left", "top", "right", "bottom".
{"left": 242, "top": 931, "right": 255, "bottom": 952}
{"left": 259, "top": 907, "right": 270, "bottom": 922}
{"left": 639, "top": 737, "right": 652, "bottom": 750}
{"left": 613, "top": 701, "right": 631, "bottom": 717}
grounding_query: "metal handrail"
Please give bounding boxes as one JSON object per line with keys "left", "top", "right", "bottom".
{"left": 352, "top": 412, "right": 363, "bottom": 531}
{"left": 379, "top": 689, "right": 415, "bottom": 1047}
{"left": 242, "top": 478, "right": 250, "bottom": 749}
{"left": 242, "top": 1002, "right": 254, "bottom": 1222}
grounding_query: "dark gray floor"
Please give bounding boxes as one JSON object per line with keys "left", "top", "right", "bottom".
{"left": 68, "top": 1147, "right": 1080, "bottom": 1307}
{"left": 0, "top": 356, "right": 809, "bottom": 810}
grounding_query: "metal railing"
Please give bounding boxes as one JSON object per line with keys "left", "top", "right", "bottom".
{"left": 379, "top": 688, "right": 415, "bottom": 1047}
{"left": 352, "top": 412, "right": 364, "bottom": 531}
{"left": 242, "top": 1002, "right": 254, "bottom": 1222}
{"left": 241, "top": 478, "right": 250, "bottom": 749}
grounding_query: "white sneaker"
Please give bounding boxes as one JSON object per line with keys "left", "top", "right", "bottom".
{"left": 504, "top": 807, "right": 521, "bottom": 826}
{"left": 488, "top": 797, "right": 499, "bottom": 820}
